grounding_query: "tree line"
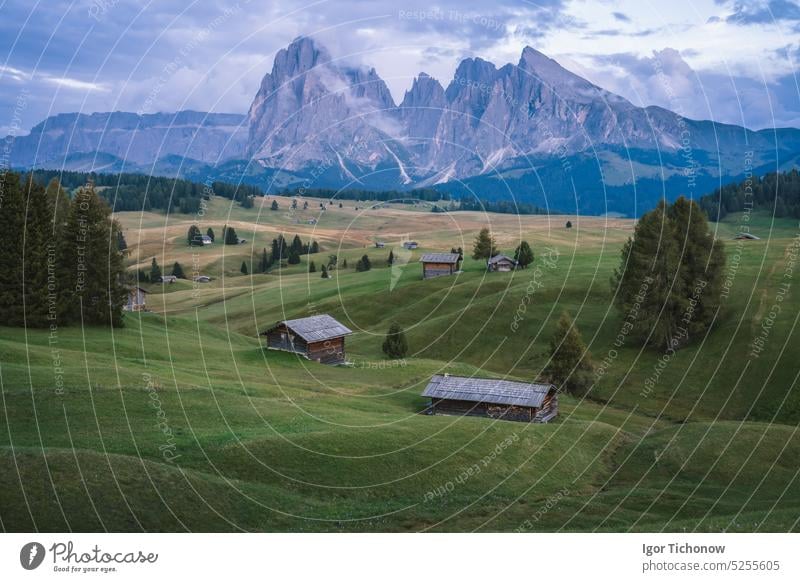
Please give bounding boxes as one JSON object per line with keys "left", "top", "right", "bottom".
{"left": 253, "top": 234, "right": 321, "bottom": 273}
{"left": 27, "top": 170, "right": 262, "bottom": 214}
{"left": 698, "top": 169, "right": 800, "bottom": 220}
{"left": 0, "top": 171, "right": 126, "bottom": 327}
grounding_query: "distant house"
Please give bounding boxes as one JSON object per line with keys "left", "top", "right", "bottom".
{"left": 193, "top": 275, "right": 211, "bottom": 283}
{"left": 420, "top": 253, "right": 461, "bottom": 279}
{"left": 307, "top": 218, "right": 317, "bottom": 225}
{"left": 159, "top": 275, "right": 178, "bottom": 284}
{"left": 487, "top": 254, "right": 517, "bottom": 272}
{"left": 123, "top": 287, "right": 148, "bottom": 312}
{"left": 238, "top": 238, "right": 247, "bottom": 244}
{"left": 402, "top": 241, "right": 418, "bottom": 250}
{"left": 422, "top": 374, "right": 558, "bottom": 423}
{"left": 201, "top": 235, "right": 213, "bottom": 245}
{"left": 259, "top": 314, "right": 353, "bottom": 365}
{"left": 734, "top": 232, "right": 760, "bottom": 240}
{"left": 375, "top": 241, "right": 386, "bottom": 248}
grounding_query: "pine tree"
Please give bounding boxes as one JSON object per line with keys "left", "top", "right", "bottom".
{"left": 287, "top": 249, "right": 300, "bottom": 265}
{"left": 224, "top": 225, "right": 239, "bottom": 245}
{"left": 0, "top": 172, "right": 25, "bottom": 325}
{"left": 187, "top": 224, "right": 202, "bottom": 246}
{"left": 291, "top": 234, "right": 304, "bottom": 255}
{"left": 388, "top": 250, "right": 394, "bottom": 265}
{"left": 309, "top": 260, "right": 316, "bottom": 273}
{"left": 565, "top": 220, "right": 572, "bottom": 229}
{"left": 321, "top": 265, "right": 329, "bottom": 279}
{"left": 514, "top": 240, "right": 534, "bottom": 268}
{"left": 258, "top": 248, "right": 270, "bottom": 273}
{"left": 45, "top": 177, "right": 70, "bottom": 237}
{"left": 472, "top": 227, "right": 497, "bottom": 259}
{"left": 341, "top": 259, "right": 348, "bottom": 268}
{"left": 171, "top": 262, "right": 186, "bottom": 279}
{"left": 206, "top": 227, "right": 215, "bottom": 242}
{"left": 21, "top": 176, "right": 53, "bottom": 327}
{"left": 612, "top": 201, "right": 684, "bottom": 348}
{"left": 544, "top": 312, "right": 594, "bottom": 396}
{"left": 271, "top": 200, "right": 279, "bottom": 211}
{"left": 56, "top": 183, "right": 126, "bottom": 326}
{"left": 356, "top": 254, "right": 371, "bottom": 272}
{"left": 150, "top": 257, "right": 162, "bottom": 282}
{"left": 309, "top": 240, "right": 320, "bottom": 254}
{"left": 240, "top": 261, "right": 248, "bottom": 275}
{"left": 382, "top": 322, "right": 408, "bottom": 359}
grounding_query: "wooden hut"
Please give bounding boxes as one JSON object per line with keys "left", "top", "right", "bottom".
{"left": 487, "top": 254, "right": 517, "bottom": 272}
{"left": 260, "top": 314, "right": 352, "bottom": 365}
{"left": 422, "top": 374, "right": 558, "bottom": 423}
{"left": 420, "top": 253, "right": 461, "bottom": 279}
{"left": 123, "top": 287, "right": 148, "bottom": 312}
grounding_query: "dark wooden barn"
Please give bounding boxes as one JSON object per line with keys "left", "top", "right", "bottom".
{"left": 260, "top": 314, "right": 353, "bottom": 365}
{"left": 487, "top": 254, "right": 517, "bottom": 272}
{"left": 420, "top": 253, "right": 461, "bottom": 279}
{"left": 422, "top": 374, "right": 558, "bottom": 423}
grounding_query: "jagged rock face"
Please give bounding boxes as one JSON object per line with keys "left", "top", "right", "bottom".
{"left": 246, "top": 36, "right": 401, "bottom": 174}
{"left": 9, "top": 36, "right": 800, "bottom": 204}
{"left": 10, "top": 110, "right": 247, "bottom": 167}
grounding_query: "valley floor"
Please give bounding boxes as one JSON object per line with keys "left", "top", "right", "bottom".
{"left": 1, "top": 202, "right": 799, "bottom": 531}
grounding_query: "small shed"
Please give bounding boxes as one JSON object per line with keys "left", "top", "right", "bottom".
{"left": 160, "top": 275, "right": 178, "bottom": 284}
{"left": 420, "top": 253, "right": 461, "bottom": 279}
{"left": 123, "top": 287, "right": 148, "bottom": 312}
{"left": 734, "top": 232, "right": 760, "bottom": 240}
{"left": 194, "top": 275, "right": 211, "bottom": 283}
{"left": 402, "top": 241, "right": 419, "bottom": 250}
{"left": 201, "top": 235, "right": 213, "bottom": 245}
{"left": 422, "top": 374, "right": 558, "bottom": 423}
{"left": 260, "top": 314, "right": 353, "bottom": 365}
{"left": 488, "top": 254, "right": 517, "bottom": 272}
{"left": 375, "top": 241, "right": 386, "bottom": 248}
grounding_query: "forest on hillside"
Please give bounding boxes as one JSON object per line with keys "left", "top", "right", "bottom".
{"left": 698, "top": 169, "right": 800, "bottom": 220}
{"left": 27, "top": 170, "right": 263, "bottom": 213}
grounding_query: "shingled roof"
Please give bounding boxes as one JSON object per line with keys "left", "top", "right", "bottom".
{"left": 261, "top": 314, "right": 352, "bottom": 343}
{"left": 488, "top": 254, "right": 516, "bottom": 265}
{"left": 422, "top": 374, "right": 554, "bottom": 408}
{"left": 420, "top": 253, "right": 461, "bottom": 264}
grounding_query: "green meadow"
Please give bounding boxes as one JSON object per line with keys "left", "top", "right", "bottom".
{"left": 1, "top": 198, "right": 798, "bottom": 532}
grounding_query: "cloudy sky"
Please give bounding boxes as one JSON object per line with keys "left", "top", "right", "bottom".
{"left": 1, "top": 0, "right": 799, "bottom": 135}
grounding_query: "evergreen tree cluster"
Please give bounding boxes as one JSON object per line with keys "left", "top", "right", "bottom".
{"left": 253, "top": 234, "right": 321, "bottom": 273}
{"left": 544, "top": 312, "right": 594, "bottom": 396}
{"left": 355, "top": 254, "right": 371, "bottom": 272}
{"left": 698, "top": 169, "right": 800, "bottom": 220}
{"left": 457, "top": 198, "right": 548, "bottom": 215}
{"left": 279, "top": 186, "right": 446, "bottom": 203}
{"left": 612, "top": 196, "right": 726, "bottom": 349}
{"left": 26, "top": 170, "right": 262, "bottom": 214}
{"left": 0, "top": 172, "right": 126, "bottom": 328}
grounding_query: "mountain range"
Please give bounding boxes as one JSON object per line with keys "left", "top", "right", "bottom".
{"left": 8, "top": 36, "right": 800, "bottom": 216}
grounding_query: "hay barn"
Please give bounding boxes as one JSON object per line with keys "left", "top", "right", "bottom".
{"left": 420, "top": 253, "right": 461, "bottom": 279}
{"left": 260, "top": 314, "right": 352, "bottom": 365}
{"left": 422, "top": 374, "right": 558, "bottom": 423}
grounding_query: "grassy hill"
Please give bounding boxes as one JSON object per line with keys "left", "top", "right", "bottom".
{"left": 1, "top": 198, "right": 798, "bottom": 532}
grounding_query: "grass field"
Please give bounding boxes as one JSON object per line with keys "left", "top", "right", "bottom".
{"left": 1, "top": 198, "right": 799, "bottom": 532}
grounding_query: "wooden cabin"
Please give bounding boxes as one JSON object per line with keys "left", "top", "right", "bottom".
{"left": 420, "top": 253, "right": 461, "bottom": 279}
{"left": 402, "top": 241, "right": 419, "bottom": 250}
{"left": 123, "top": 287, "right": 148, "bottom": 312}
{"left": 487, "top": 254, "right": 517, "bottom": 272}
{"left": 260, "top": 314, "right": 353, "bottom": 365}
{"left": 734, "top": 232, "right": 760, "bottom": 240}
{"left": 159, "top": 275, "right": 178, "bottom": 284}
{"left": 422, "top": 374, "right": 558, "bottom": 423}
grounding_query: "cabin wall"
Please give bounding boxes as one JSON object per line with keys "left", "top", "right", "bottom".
{"left": 430, "top": 396, "right": 557, "bottom": 423}
{"left": 266, "top": 325, "right": 309, "bottom": 355}
{"left": 423, "top": 262, "right": 455, "bottom": 279}
{"left": 307, "top": 337, "right": 346, "bottom": 364}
